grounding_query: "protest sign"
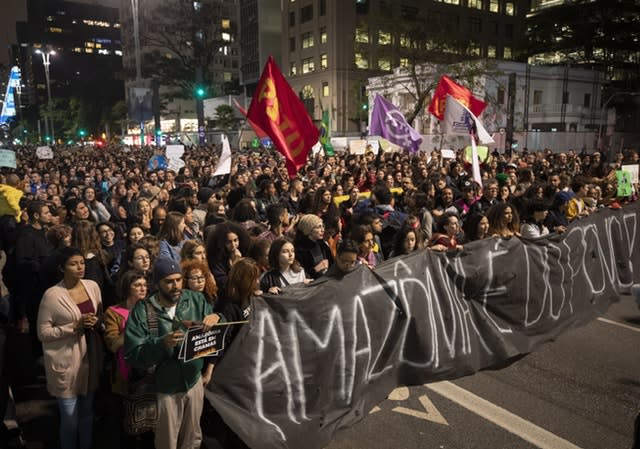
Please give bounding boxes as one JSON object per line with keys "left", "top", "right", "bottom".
{"left": 621, "top": 164, "right": 639, "bottom": 185}
{"left": 616, "top": 170, "right": 633, "bottom": 197}
{"left": 36, "top": 146, "right": 53, "bottom": 159}
{"left": 178, "top": 321, "right": 246, "bottom": 362}
{"left": 206, "top": 203, "right": 640, "bottom": 449}
{"left": 166, "top": 144, "right": 184, "bottom": 160}
{"left": 0, "top": 149, "right": 16, "bottom": 168}
{"left": 348, "top": 139, "right": 367, "bottom": 155}
{"left": 441, "top": 149, "right": 456, "bottom": 159}
{"left": 147, "top": 155, "right": 167, "bottom": 171}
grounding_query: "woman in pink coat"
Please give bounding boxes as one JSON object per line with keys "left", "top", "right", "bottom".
{"left": 37, "top": 247, "right": 104, "bottom": 449}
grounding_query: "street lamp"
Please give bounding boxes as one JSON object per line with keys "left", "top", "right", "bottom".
{"left": 35, "top": 49, "right": 56, "bottom": 143}
{"left": 598, "top": 91, "right": 640, "bottom": 156}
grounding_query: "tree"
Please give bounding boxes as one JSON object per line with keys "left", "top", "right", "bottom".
{"left": 140, "top": 0, "right": 233, "bottom": 99}
{"left": 214, "top": 104, "right": 237, "bottom": 132}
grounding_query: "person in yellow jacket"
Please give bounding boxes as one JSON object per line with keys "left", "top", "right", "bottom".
{"left": 0, "top": 174, "right": 24, "bottom": 222}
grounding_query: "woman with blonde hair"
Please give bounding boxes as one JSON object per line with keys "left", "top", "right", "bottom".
{"left": 180, "top": 239, "right": 207, "bottom": 263}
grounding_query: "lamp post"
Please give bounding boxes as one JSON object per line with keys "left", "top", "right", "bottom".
{"left": 35, "top": 49, "right": 56, "bottom": 143}
{"left": 598, "top": 91, "right": 640, "bottom": 159}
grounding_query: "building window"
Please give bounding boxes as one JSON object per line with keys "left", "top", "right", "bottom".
{"left": 320, "top": 53, "right": 328, "bottom": 68}
{"left": 489, "top": 0, "right": 499, "bottom": 13}
{"left": 356, "top": 0, "right": 369, "bottom": 15}
{"left": 380, "top": 1, "right": 393, "bottom": 17}
{"left": 401, "top": 5, "right": 418, "bottom": 20}
{"left": 290, "top": 63, "right": 297, "bottom": 75}
{"left": 224, "top": 72, "right": 232, "bottom": 82}
{"left": 400, "top": 34, "right": 411, "bottom": 48}
{"left": 583, "top": 93, "right": 591, "bottom": 108}
{"left": 505, "top": 23, "right": 514, "bottom": 38}
{"left": 497, "top": 87, "right": 505, "bottom": 104}
{"left": 378, "top": 30, "right": 392, "bottom": 45}
{"left": 505, "top": 2, "right": 515, "bottom": 15}
{"left": 468, "top": 17, "right": 482, "bottom": 33}
{"left": 533, "top": 90, "right": 543, "bottom": 105}
{"left": 222, "top": 32, "right": 231, "bottom": 42}
{"left": 468, "top": 0, "right": 483, "bottom": 9}
{"left": 490, "top": 20, "right": 499, "bottom": 35}
{"left": 355, "top": 52, "right": 369, "bottom": 69}
{"left": 378, "top": 57, "right": 391, "bottom": 70}
{"left": 468, "top": 42, "right": 481, "bottom": 56}
{"left": 302, "top": 57, "right": 315, "bottom": 73}
{"left": 400, "top": 57, "right": 409, "bottom": 67}
{"left": 320, "top": 27, "right": 327, "bottom": 44}
{"left": 562, "top": 91, "right": 569, "bottom": 104}
{"left": 301, "top": 4, "right": 313, "bottom": 23}
{"left": 488, "top": 45, "right": 496, "bottom": 58}
{"left": 289, "top": 37, "right": 296, "bottom": 52}
{"left": 355, "top": 26, "right": 369, "bottom": 43}
{"left": 320, "top": 0, "right": 326, "bottom": 16}
{"left": 289, "top": 11, "right": 295, "bottom": 26}
{"left": 322, "top": 81, "right": 329, "bottom": 97}
{"left": 221, "top": 19, "right": 230, "bottom": 29}
{"left": 48, "top": 27, "right": 63, "bottom": 33}
{"left": 302, "top": 32, "right": 314, "bottom": 48}
{"left": 503, "top": 46, "right": 512, "bottom": 59}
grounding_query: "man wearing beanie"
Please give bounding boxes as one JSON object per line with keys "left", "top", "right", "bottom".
{"left": 125, "top": 257, "right": 221, "bottom": 449}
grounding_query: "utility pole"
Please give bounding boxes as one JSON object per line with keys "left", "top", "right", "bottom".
{"left": 35, "top": 49, "right": 55, "bottom": 142}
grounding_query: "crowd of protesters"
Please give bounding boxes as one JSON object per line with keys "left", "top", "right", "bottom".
{"left": 0, "top": 140, "right": 639, "bottom": 449}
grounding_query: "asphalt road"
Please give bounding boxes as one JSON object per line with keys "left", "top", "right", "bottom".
{"left": 10, "top": 295, "right": 640, "bottom": 449}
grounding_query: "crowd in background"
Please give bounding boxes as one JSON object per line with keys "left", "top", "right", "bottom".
{"left": 0, "top": 141, "right": 638, "bottom": 449}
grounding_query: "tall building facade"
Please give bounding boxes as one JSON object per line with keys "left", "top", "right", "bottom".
{"left": 15, "top": 0, "right": 122, "bottom": 112}
{"left": 238, "top": 0, "right": 281, "bottom": 96}
{"left": 526, "top": 0, "right": 640, "bottom": 134}
{"left": 282, "top": 0, "right": 529, "bottom": 134}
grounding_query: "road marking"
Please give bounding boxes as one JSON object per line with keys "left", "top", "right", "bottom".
{"left": 392, "top": 394, "right": 449, "bottom": 425}
{"left": 597, "top": 317, "right": 640, "bottom": 333}
{"left": 388, "top": 386, "right": 410, "bottom": 401}
{"left": 426, "top": 381, "right": 583, "bottom": 449}
{"left": 369, "top": 406, "right": 381, "bottom": 414}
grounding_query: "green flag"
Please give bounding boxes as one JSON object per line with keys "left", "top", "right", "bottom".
{"left": 319, "top": 110, "right": 334, "bottom": 156}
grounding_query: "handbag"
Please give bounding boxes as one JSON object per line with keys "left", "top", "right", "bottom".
{"left": 122, "top": 300, "right": 159, "bottom": 436}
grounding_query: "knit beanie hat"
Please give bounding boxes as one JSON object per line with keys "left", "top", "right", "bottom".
{"left": 153, "top": 257, "right": 181, "bottom": 283}
{"left": 297, "top": 214, "right": 323, "bottom": 237}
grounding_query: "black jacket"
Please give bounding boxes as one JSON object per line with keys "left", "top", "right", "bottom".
{"left": 15, "top": 225, "right": 53, "bottom": 302}
{"left": 295, "top": 236, "right": 334, "bottom": 279}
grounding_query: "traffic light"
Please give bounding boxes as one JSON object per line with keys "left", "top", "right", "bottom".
{"left": 78, "top": 129, "right": 87, "bottom": 137}
{"left": 361, "top": 102, "right": 368, "bottom": 111}
{"left": 195, "top": 86, "right": 206, "bottom": 98}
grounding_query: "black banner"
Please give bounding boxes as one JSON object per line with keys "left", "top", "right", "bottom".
{"left": 206, "top": 203, "right": 640, "bottom": 449}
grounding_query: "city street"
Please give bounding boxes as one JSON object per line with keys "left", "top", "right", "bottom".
{"left": 12, "top": 294, "right": 639, "bottom": 449}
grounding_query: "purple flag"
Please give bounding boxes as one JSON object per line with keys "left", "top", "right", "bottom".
{"left": 369, "top": 95, "right": 423, "bottom": 152}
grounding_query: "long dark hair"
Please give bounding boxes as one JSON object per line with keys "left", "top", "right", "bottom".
{"left": 268, "top": 238, "right": 302, "bottom": 273}
{"left": 157, "top": 211, "right": 185, "bottom": 246}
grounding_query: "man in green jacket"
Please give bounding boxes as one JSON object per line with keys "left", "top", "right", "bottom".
{"left": 125, "top": 257, "right": 220, "bottom": 449}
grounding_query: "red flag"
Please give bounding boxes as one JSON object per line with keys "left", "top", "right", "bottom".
{"left": 247, "top": 56, "right": 319, "bottom": 178}
{"left": 233, "top": 98, "right": 269, "bottom": 139}
{"left": 428, "top": 75, "right": 486, "bottom": 121}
